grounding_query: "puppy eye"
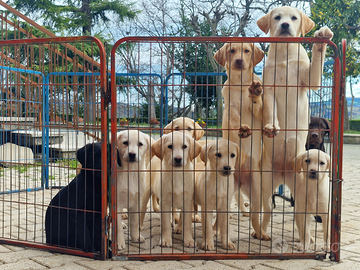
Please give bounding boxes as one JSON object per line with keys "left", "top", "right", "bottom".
{"left": 244, "top": 49, "right": 250, "bottom": 53}
{"left": 291, "top": 16, "right": 297, "bottom": 20}
{"left": 123, "top": 141, "right": 128, "bottom": 146}
{"left": 139, "top": 142, "right": 143, "bottom": 146}
{"left": 168, "top": 145, "right": 172, "bottom": 149}
{"left": 187, "top": 127, "right": 192, "bottom": 131}
{"left": 231, "top": 153, "right": 235, "bottom": 158}
{"left": 175, "top": 127, "right": 179, "bottom": 130}
{"left": 275, "top": 16, "right": 281, "bottom": 20}
{"left": 305, "top": 159, "right": 310, "bottom": 163}
{"left": 230, "top": 49, "right": 235, "bottom": 53}
{"left": 215, "top": 153, "right": 221, "bottom": 158}
{"left": 182, "top": 145, "right": 187, "bottom": 149}
{"left": 320, "top": 161, "right": 325, "bottom": 165}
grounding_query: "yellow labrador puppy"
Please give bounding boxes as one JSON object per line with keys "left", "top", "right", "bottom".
{"left": 292, "top": 149, "right": 331, "bottom": 252}
{"left": 195, "top": 139, "right": 246, "bottom": 250}
{"left": 116, "top": 130, "right": 154, "bottom": 250}
{"left": 214, "top": 42, "right": 268, "bottom": 239}
{"left": 152, "top": 132, "right": 201, "bottom": 247}
{"left": 141, "top": 117, "right": 204, "bottom": 226}
{"left": 256, "top": 6, "right": 333, "bottom": 237}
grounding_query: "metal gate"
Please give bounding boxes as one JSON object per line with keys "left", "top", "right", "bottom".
{"left": 110, "top": 36, "right": 344, "bottom": 261}
{"left": 0, "top": 36, "right": 109, "bottom": 259}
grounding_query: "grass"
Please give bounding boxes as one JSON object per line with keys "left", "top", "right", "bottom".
{"left": 344, "top": 130, "right": 360, "bottom": 134}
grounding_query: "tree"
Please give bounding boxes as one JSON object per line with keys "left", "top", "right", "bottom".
{"left": 310, "top": 0, "right": 360, "bottom": 128}
{"left": 9, "top": 0, "right": 138, "bottom": 36}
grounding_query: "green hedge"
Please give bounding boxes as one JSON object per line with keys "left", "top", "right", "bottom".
{"left": 350, "top": 120, "right": 360, "bottom": 131}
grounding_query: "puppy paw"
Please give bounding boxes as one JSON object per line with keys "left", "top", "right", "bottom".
{"left": 192, "top": 213, "right": 202, "bottom": 223}
{"left": 248, "top": 81, "right": 263, "bottom": 99}
{"left": 117, "top": 241, "right": 126, "bottom": 251}
{"left": 174, "top": 224, "right": 182, "bottom": 234}
{"left": 239, "top": 124, "right": 252, "bottom": 138}
{"left": 173, "top": 213, "right": 180, "bottom": 224}
{"left": 223, "top": 240, "right": 236, "bottom": 250}
{"left": 184, "top": 237, "right": 195, "bottom": 248}
{"left": 297, "top": 243, "right": 306, "bottom": 251}
{"left": 251, "top": 231, "right": 271, "bottom": 241}
{"left": 132, "top": 234, "right": 145, "bottom": 243}
{"left": 314, "top": 26, "right": 333, "bottom": 40}
{"left": 263, "top": 124, "right": 279, "bottom": 138}
{"left": 201, "top": 241, "right": 214, "bottom": 251}
{"left": 122, "top": 222, "right": 127, "bottom": 229}
{"left": 160, "top": 238, "right": 172, "bottom": 247}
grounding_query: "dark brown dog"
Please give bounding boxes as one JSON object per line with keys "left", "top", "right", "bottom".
{"left": 306, "top": 116, "right": 331, "bottom": 152}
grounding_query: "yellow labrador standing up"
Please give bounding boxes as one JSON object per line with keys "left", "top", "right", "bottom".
{"left": 214, "top": 43, "right": 269, "bottom": 239}
{"left": 256, "top": 6, "right": 333, "bottom": 237}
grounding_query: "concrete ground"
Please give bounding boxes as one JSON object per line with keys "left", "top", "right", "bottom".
{"left": 0, "top": 143, "right": 359, "bottom": 270}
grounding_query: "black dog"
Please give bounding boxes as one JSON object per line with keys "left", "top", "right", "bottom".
{"left": 45, "top": 143, "right": 117, "bottom": 253}
{"left": 306, "top": 116, "right": 331, "bottom": 152}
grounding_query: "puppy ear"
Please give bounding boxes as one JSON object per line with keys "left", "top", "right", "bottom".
{"left": 300, "top": 11, "right": 315, "bottom": 36}
{"left": 291, "top": 152, "right": 306, "bottom": 172}
{"left": 257, "top": 12, "right": 271, "bottom": 34}
{"left": 116, "top": 149, "right": 121, "bottom": 167}
{"left": 240, "top": 148, "right": 247, "bottom": 168}
{"left": 76, "top": 144, "right": 88, "bottom": 168}
{"left": 253, "top": 45, "right": 264, "bottom": 67}
{"left": 200, "top": 142, "right": 213, "bottom": 165}
{"left": 324, "top": 118, "right": 332, "bottom": 138}
{"left": 193, "top": 121, "right": 204, "bottom": 141}
{"left": 143, "top": 134, "right": 155, "bottom": 165}
{"left": 214, "top": 43, "right": 228, "bottom": 67}
{"left": 190, "top": 140, "right": 202, "bottom": 161}
{"left": 163, "top": 121, "right": 173, "bottom": 134}
{"left": 149, "top": 137, "right": 156, "bottom": 159}
{"left": 325, "top": 152, "right": 331, "bottom": 171}
{"left": 151, "top": 137, "right": 163, "bottom": 160}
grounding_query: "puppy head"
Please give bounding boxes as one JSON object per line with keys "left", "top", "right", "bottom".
{"left": 200, "top": 139, "right": 246, "bottom": 176}
{"left": 257, "top": 6, "right": 314, "bottom": 37}
{"left": 307, "top": 116, "right": 332, "bottom": 150}
{"left": 214, "top": 43, "right": 264, "bottom": 72}
{"left": 152, "top": 132, "right": 201, "bottom": 167}
{"left": 76, "top": 142, "right": 102, "bottom": 174}
{"left": 291, "top": 149, "right": 330, "bottom": 180}
{"left": 116, "top": 130, "right": 151, "bottom": 164}
{"left": 163, "top": 117, "right": 204, "bottom": 141}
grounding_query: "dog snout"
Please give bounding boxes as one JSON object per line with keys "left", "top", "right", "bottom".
{"left": 234, "top": 58, "right": 244, "bottom": 69}
{"left": 174, "top": 157, "right": 182, "bottom": 165}
{"left": 223, "top": 166, "right": 231, "bottom": 171}
{"left": 311, "top": 132, "right": 319, "bottom": 138}
{"left": 281, "top": 22, "right": 290, "bottom": 29}
{"left": 128, "top": 152, "right": 136, "bottom": 162}
{"left": 309, "top": 169, "right": 318, "bottom": 179}
{"left": 221, "top": 166, "right": 233, "bottom": 175}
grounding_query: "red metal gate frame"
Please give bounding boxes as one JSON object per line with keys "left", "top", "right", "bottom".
{"left": 0, "top": 36, "right": 109, "bottom": 260}
{"left": 110, "top": 36, "right": 343, "bottom": 261}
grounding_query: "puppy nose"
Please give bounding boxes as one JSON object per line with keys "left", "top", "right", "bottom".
{"left": 235, "top": 58, "right": 243, "bottom": 65}
{"left": 310, "top": 170, "right": 317, "bottom": 176}
{"left": 281, "top": 22, "right": 290, "bottom": 29}
{"left": 223, "top": 166, "right": 231, "bottom": 171}
{"left": 129, "top": 152, "right": 136, "bottom": 160}
{"left": 311, "top": 133, "right": 319, "bottom": 138}
{"left": 174, "top": 157, "right": 182, "bottom": 164}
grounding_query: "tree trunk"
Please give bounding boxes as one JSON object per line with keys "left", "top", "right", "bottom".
{"left": 349, "top": 76, "right": 354, "bottom": 120}
{"left": 82, "top": 0, "right": 92, "bottom": 35}
{"left": 148, "top": 79, "right": 157, "bottom": 124}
